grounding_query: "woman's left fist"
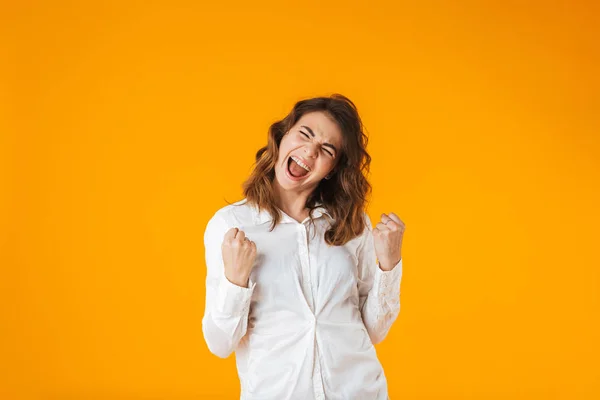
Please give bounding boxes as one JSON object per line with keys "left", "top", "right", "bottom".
{"left": 373, "top": 212, "right": 406, "bottom": 271}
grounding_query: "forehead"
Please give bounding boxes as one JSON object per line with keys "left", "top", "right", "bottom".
{"left": 294, "top": 111, "right": 342, "bottom": 144}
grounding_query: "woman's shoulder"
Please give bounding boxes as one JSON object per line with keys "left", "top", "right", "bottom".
{"left": 354, "top": 211, "right": 374, "bottom": 246}
{"left": 362, "top": 211, "right": 374, "bottom": 232}
{"left": 208, "top": 198, "right": 256, "bottom": 227}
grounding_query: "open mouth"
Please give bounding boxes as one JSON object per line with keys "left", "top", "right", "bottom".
{"left": 287, "top": 156, "right": 310, "bottom": 179}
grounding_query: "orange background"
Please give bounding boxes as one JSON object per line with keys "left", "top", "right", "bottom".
{"left": 2, "top": 1, "right": 599, "bottom": 399}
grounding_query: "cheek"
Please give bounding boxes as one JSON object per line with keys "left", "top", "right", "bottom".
{"left": 278, "top": 138, "right": 299, "bottom": 158}
{"left": 277, "top": 141, "right": 291, "bottom": 162}
{"left": 316, "top": 158, "right": 335, "bottom": 175}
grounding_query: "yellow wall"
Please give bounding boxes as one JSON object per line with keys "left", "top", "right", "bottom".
{"left": 2, "top": 1, "right": 599, "bottom": 398}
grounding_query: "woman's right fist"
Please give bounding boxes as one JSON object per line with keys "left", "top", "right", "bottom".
{"left": 221, "top": 227, "right": 257, "bottom": 288}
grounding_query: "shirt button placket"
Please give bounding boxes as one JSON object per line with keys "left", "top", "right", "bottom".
{"left": 313, "top": 346, "right": 325, "bottom": 399}
{"left": 302, "top": 222, "right": 325, "bottom": 400}
{"left": 298, "top": 224, "right": 314, "bottom": 312}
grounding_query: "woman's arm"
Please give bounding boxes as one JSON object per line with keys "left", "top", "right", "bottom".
{"left": 202, "top": 211, "right": 255, "bottom": 358}
{"left": 357, "top": 213, "right": 403, "bottom": 345}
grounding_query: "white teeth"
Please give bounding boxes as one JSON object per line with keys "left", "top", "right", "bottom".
{"left": 291, "top": 156, "right": 311, "bottom": 172}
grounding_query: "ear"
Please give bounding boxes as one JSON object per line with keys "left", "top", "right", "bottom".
{"left": 324, "top": 168, "right": 336, "bottom": 180}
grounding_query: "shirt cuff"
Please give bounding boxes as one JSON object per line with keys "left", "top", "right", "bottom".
{"left": 214, "top": 270, "right": 256, "bottom": 316}
{"left": 374, "top": 258, "right": 403, "bottom": 299}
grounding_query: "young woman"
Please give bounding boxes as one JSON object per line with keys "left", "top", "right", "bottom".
{"left": 202, "top": 94, "right": 406, "bottom": 400}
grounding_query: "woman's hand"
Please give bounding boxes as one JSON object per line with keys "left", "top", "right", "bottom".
{"left": 221, "top": 227, "right": 257, "bottom": 287}
{"left": 373, "top": 212, "right": 406, "bottom": 271}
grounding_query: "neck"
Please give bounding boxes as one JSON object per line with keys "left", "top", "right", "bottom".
{"left": 272, "top": 180, "right": 314, "bottom": 221}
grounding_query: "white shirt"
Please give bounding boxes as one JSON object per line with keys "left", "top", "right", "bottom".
{"left": 202, "top": 198, "right": 403, "bottom": 400}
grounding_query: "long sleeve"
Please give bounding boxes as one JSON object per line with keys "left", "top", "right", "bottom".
{"left": 357, "top": 213, "right": 403, "bottom": 345}
{"left": 202, "top": 211, "right": 256, "bottom": 358}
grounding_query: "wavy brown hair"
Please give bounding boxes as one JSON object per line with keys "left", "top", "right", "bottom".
{"left": 234, "top": 93, "right": 372, "bottom": 246}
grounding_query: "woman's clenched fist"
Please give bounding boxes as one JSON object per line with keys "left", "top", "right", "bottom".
{"left": 222, "top": 227, "right": 257, "bottom": 288}
{"left": 373, "top": 212, "right": 405, "bottom": 271}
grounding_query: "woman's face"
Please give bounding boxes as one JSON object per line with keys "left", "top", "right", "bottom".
{"left": 275, "top": 111, "right": 343, "bottom": 192}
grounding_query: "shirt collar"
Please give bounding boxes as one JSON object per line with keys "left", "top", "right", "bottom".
{"left": 249, "top": 199, "right": 333, "bottom": 225}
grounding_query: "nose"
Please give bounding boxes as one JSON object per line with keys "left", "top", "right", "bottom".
{"left": 303, "top": 143, "right": 319, "bottom": 158}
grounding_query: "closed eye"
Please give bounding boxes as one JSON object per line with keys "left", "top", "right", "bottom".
{"left": 301, "top": 130, "right": 334, "bottom": 157}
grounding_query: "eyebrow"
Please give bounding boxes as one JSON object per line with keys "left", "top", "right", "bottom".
{"left": 300, "top": 125, "right": 338, "bottom": 154}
